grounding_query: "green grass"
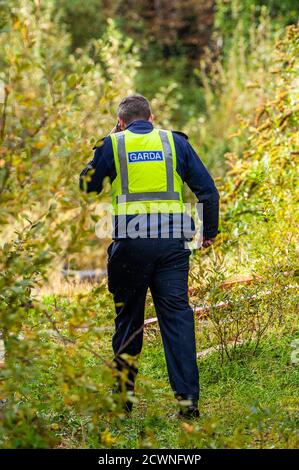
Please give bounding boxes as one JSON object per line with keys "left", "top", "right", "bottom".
{"left": 103, "top": 324, "right": 298, "bottom": 449}
{"left": 47, "top": 295, "right": 299, "bottom": 448}
{"left": 1, "top": 291, "right": 298, "bottom": 449}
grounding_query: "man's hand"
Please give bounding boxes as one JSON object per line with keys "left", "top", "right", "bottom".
{"left": 202, "top": 237, "right": 216, "bottom": 248}
{"left": 109, "top": 121, "right": 122, "bottom": 134}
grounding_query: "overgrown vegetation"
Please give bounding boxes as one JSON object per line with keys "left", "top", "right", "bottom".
{"left": 0, "top": 0, "right": 298, "bottom": 449}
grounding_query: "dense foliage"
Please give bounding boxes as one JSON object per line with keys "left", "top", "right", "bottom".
{"left": 0, "top": 0, "right": 298, "bottom": 449}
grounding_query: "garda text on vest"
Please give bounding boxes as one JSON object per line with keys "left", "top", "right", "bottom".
{"left": 128, "top": 150, "right": 164, "bottom": 163}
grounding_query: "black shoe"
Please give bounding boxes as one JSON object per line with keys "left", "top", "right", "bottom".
{"left": 123, "top": 397, "right": 133, "bottom": 414}
{"left": 112, "top": 355, "right": 138, "bottom": 414}
{"left": 179, "top": 405, "right": 200, "bottom": 419}
{"left": 176, "top": 394, "right": 199, "bottom": 419}
{"left": 112, "top": 387, "right": 135, "bottom": 414}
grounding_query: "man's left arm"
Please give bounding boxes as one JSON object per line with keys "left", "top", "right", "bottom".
{"left": 182, "top": 140, "right": 220, "bottom": 244}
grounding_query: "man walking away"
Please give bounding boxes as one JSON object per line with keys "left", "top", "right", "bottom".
{"left": 80, "top": 95, "right": 219, "bottom": 418}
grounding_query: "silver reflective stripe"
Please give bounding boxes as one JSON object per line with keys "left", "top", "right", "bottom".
{"left": 159, "top": 129, "right": 174, "bottom": 192}
{"left": 115, "top": 132, "right": 129, "bottom": 194}
{"left": 117, "top": 191, "right": 180, "bottom": 203}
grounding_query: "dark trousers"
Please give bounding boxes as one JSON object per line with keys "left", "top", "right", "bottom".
{"left": 107, "top": 238, "right": 199, "bottom": 399}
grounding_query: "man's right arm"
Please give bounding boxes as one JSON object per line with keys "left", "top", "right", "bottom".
{"left": 79, "top": 136, "right": 115, "bottom": 193}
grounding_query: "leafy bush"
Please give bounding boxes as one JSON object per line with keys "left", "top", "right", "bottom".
{"left": 215, "top": 0, "right": 299, "bottom": 44}
{"left": 186, "top": 7, "right": 280, "bottom": 171}
{"left": 0, "top": 0, "right": 178, "bottom": 447}
{"left": 190, "top": 24, "right": 298, "bottom": 358}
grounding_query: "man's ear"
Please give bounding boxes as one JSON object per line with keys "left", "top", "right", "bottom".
{"left": 118, "top": 117, "right": 126, "bottom": 130}
{"left": 149, "top": 114, "right": 154, "bottom": 123}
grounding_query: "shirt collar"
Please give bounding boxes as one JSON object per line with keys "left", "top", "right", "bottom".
{"left": 125, "top": 120, "right": 153, "bottom": 133}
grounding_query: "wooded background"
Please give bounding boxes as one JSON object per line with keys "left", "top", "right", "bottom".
{"left": 0, "top": 0, "right": 298, "bottom": 449}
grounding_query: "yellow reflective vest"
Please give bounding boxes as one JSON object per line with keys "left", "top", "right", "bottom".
{"left": 110, "top": 128, "right": 184, "bottom": 215}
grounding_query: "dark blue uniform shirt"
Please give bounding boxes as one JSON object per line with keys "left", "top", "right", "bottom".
{"left": 80, "top": 120, "right": 219, "bottom": 240}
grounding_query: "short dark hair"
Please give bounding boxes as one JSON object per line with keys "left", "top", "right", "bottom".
{"left": 117, "top": 94, "right": 151, "bottom": 124}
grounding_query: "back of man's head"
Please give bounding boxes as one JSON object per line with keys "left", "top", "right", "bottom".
{"left": 117, "top": 95, "right": 151, "bottom": 125}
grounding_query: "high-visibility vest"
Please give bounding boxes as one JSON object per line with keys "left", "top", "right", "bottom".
{"left": 110, "top": 128, "right": 184, "bottom": 215}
